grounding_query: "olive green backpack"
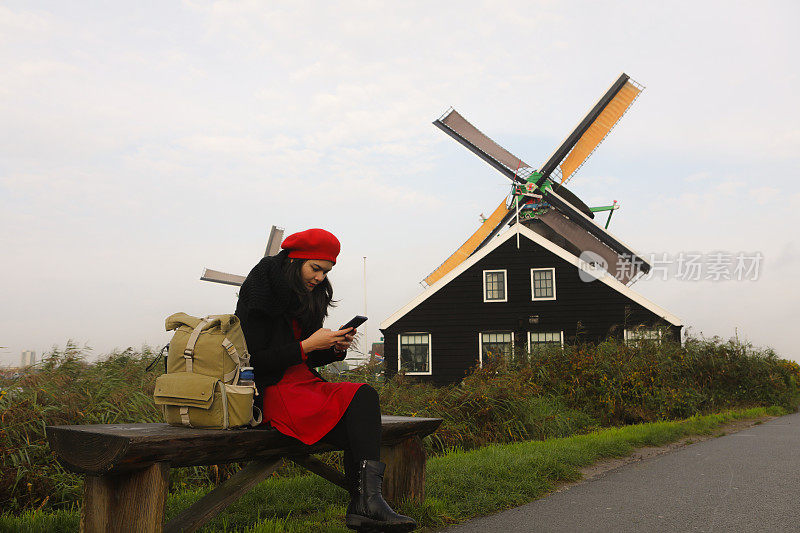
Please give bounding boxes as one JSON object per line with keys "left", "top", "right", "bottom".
{"left": 153, "top": 313, "right": 262, "bottom": 429}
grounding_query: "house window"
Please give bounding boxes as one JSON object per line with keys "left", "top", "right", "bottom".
{"left": 528, "top": 331, "right": 563, "bottom": 350}
{"left": 479, "top": 332, "right": 513, "bottom": 365}
{"left": 624, "top": 327, "right": 662, "bottom": 345}
{"left": 398, "top": 333, "right": 432, "bottom": 374}
{"left": 531, "top": 268, "right": 556, "bottom": 300}
{"left": 483, "top": 269, "right": 507, "bottom": 302}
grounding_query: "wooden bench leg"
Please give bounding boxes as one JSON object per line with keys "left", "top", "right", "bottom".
{"left": 164, "top": 457, "right": 281, "bottom": 533}
{"left": 290, "top": 455, "right": 349, "bottom": 490}
{"left": 81, "top": 462, "right": 169, "bottom": 533}
{"left": 380, "top": 435, "right": 426, "bottom": 506}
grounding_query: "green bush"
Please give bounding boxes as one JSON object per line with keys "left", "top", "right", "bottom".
{"left": 518, "top": 336, "right": 800, "bottom": 424}
{"left": 377, "top": 372, "right": 598, "bottom": 453}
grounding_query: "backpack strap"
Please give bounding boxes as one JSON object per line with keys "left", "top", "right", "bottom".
{"left": 179, "top": 406, "right": 191, "bottom": 427}
{"left": 183, "top": 320, "right": 208, "bottom": 373}
{"left": 221, "top": 338, "right": 242, "bottom": 383}
{"left": 249, "top": 405, "right": 263, "bottom": 427}
{"left": 218, "top": 381, "right": 229, "bottom": 429}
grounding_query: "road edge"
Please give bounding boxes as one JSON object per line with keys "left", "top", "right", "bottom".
{"left": 553, "top": 414, "right": 777, "bottom": 494}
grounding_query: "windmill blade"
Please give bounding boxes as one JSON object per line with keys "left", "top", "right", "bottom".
{"left": 265, "top": 225, "right": 285, "bottom": 257}
{"left": 542, "top": 188, "right": 651, "bottom": 273}
{"left": 424, "top": 198, "right": 510, "bottom": 286}
{"left": 434, "top": 109, "right": 531, "bottom": 183}
{"left": 200, "top": 224, "right": 283, "bottom": 288}
{"left": 556, "top": 78, "right": 642, "bottom": 185}
{"left": 200, "top": 268, "right": 245, "bottom": 287}
{"left": 548, "top": 181, "right": 594, "bottom": 219}
{"left": 536, "top": 210, "right": 640, "bottom": 284}
{"left": 537, "top": 73, "right": 643, "bottom": 187}
{"left": 473, "top": 203, "right": 519, "bottom": 253}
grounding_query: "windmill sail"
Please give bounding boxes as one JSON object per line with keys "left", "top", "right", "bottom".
{"left": 201, "top": 224, "right": 284, "bottom": 287}
{"left": 200, "top": 268, "right": 246, "bottom": 287}
{"left": 535, "top": 210, "right": 638, "bottom": 284}
{"left": 542, "top": 188, "right": 651, "bottom": 274}
{"left": 434, "top": 109, "right": 531, "bottom": 182}
{"left": 537, "top": 73, "right": 643, "bottom": 187}
{"left": 265, "top": 225, "right": 285, "bottom": 256}
{"left": 424, "top": 199, "right": 510, "bottom": 286}
{"left": 557, "top": 81, "right": 641, "bottom": 184}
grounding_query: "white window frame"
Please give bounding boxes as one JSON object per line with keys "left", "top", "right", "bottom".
{"left": 397, "top": 332, "right": 433, "bottom": 375}
{"left": 624, "top": 327, "right": 663, "bottom": 345}
{"left": 482, "top": 269, "right": 508, "bottom": 303}
{"left": 527, "top": 331, "right": 564, "bottom": 351}
{"left": 531, "top": 267, "right": 557, "bottom": 301}
{"left": 477, "top": 331, "right": 515, "bottom": 367}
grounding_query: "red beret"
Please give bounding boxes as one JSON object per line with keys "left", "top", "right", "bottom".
{"left": 281, "top": 228, "right": 341, "bottom": 264}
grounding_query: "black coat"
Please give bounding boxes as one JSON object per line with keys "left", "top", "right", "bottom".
{"left": 234, "top": 251, "right": 344, "bottom": 391}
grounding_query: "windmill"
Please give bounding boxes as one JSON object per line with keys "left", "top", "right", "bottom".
{"left": 426, "top": 72, "right": 651, "bottom": 287}
{"left": 200, "top": 225, "right": 285, "bottom": 287}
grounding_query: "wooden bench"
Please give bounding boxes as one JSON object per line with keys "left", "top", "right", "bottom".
{"left": 46, "top": 415, "right": 442, "bottom": 533}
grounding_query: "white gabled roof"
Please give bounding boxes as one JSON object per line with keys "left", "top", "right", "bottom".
{"left": 380, "top": 223, "right": 682, "bottom": 329}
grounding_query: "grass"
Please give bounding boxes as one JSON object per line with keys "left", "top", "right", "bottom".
{"left": 0, "top": 508, "right": 79, "bottom": 533}
{"left": 0, "top": 406, "right": 784, "bottom": 532}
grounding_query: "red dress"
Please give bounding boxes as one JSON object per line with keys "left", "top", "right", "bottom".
{"left": 262, "top": 320, "right": 363, "bottom": 444}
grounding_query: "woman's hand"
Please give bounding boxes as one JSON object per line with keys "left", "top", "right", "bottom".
{"left": 334, "top": 330, "right": 355, "bottom": 353}
{"left": 302, "top": 327, "right": 353, "bottom": 353}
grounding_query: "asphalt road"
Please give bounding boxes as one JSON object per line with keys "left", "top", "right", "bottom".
{"left": 441, "top": 412, "right": 800, "bottom": 532}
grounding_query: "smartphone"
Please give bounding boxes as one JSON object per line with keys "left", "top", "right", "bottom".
{"left": 340, "top": 315, "right": 367, "bottom": 331}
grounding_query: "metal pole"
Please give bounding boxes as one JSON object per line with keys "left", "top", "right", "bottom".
{"left": 516, "top": 195, "right": 521, "bottom": 249}
{"left": 363, "top": 256, "right": 368, "bottom": 359}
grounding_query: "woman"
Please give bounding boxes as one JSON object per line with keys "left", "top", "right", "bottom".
{"left": 235, "top": 228, "right": 416, "bottom": 532}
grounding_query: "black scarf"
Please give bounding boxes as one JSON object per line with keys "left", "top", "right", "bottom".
{"left": 237, "top": 250, "right": 299, "bottom": 317}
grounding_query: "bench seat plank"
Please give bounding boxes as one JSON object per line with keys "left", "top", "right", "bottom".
{"left": 46, "top": 415, "right": 442, "bottom": 475}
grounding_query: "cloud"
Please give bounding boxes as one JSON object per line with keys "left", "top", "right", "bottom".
{"left": 685, "top": 171, "right": 712, "bottom": 183}
{"left": 750, "top": 186, "right": 780, "bottom": 205}
{"left": 0, "top": 5, "right": 52, "bottom": 34}
{"left": 714, "top": 180, "right": 745, "bottom": 196}
{"left": 178, "top": 134, "right": 306, "bottom": 158}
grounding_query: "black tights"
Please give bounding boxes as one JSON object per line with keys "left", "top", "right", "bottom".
{"left": 318, "top": 384, "right": 381, "bottom": 486}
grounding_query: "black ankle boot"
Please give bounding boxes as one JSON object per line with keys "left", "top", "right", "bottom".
{"left": 345, "top": 460, "right": 417, "bottom": 532}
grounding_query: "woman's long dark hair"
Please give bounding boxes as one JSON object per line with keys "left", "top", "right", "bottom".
{"left": 283, "top": 257, "right": 335, "bottom": 332}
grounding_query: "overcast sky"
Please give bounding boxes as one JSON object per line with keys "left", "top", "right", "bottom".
{"left": 2, "top": 1, "right": 798, "bottom": 367}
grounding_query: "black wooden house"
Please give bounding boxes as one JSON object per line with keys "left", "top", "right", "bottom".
{"left": 380, "top": 223, "right": 682, "bottom": 384}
